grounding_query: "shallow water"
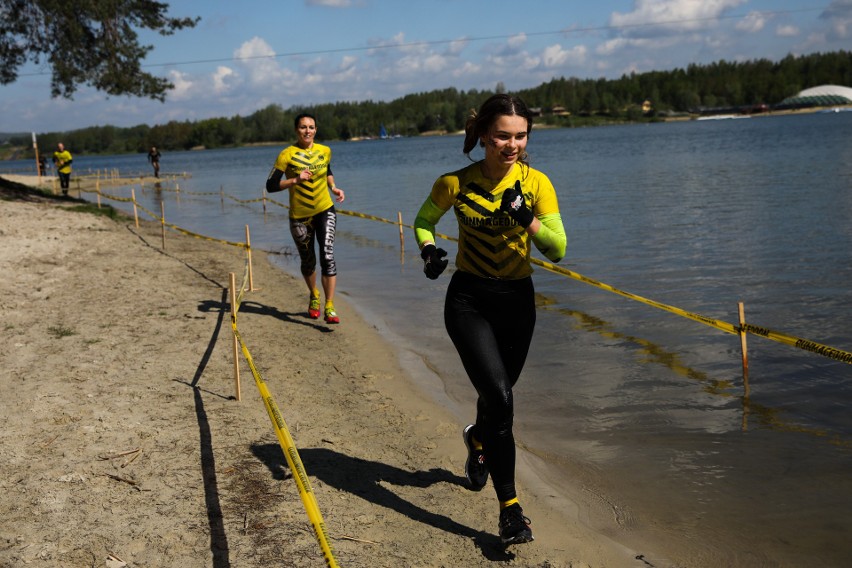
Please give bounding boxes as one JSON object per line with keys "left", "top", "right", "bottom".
{"left": 9, "top": 112, "right": 852, "bottom": 565}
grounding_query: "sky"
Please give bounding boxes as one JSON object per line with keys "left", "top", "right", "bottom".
{"left": 2, "top": 0, "right": 851, "bottom": 134}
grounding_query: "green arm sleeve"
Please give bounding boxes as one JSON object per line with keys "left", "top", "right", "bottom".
{"left": 531, "top": 213, "right": 566, "bottom": 262}
{"left": 414, "top": 196, "right": 449, "bottom": 249}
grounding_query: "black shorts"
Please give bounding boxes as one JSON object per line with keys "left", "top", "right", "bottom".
{"left": 289, "top": 207, "right": 337, "bottom": 277}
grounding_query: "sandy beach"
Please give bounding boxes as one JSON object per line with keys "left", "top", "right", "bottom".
{"left": 1, "top": 175, "right": 652, "bottom": 567}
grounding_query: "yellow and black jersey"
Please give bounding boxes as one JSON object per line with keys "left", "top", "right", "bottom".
{"left": 53, "top": 150, "right": 73, "bottom": 174}
{"left": 269, "top": 143, "right": 333, "bottom": 218}
{"left": 430, "top": 162, "right": 559, "bottom": 279}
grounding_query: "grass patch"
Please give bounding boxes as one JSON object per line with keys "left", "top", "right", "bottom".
{"left": 68, "top": 202, "right": 122, "bottom": 219}
{"left": 48, "top": 324, "right": 76, "bottom": 338}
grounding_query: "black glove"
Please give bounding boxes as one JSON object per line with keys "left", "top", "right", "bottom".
{"left": 420, "top": 244, "right": 448, "bottom": 280}
{"left": 500, "top": 180, "right": 534, "bottom": 228}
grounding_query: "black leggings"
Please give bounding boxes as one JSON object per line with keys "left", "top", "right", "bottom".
{"left": 289, "top": 207, "right": 337, "bottom": 277}
{"left": 444, "top": 271, "right": 535, "bottom": 503}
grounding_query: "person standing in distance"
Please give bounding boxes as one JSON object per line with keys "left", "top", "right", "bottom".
{"left": 148, "top": 146, "right": 162, "bottom": 178}
{"left": 53, "top": 142, "right": 73, "bottom": 196}
{"left": 266, "top": 113, "right": 345, "bottom": 324}
{"left": 413, "top": 93, "right": 566, "bottom": 545}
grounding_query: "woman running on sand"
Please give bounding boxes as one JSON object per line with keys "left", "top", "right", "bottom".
{"left": 266, "top": 113, "right": 345, "bottom": 324}
{"left": 413, "top": 93, "right": 566, "bottom": 545}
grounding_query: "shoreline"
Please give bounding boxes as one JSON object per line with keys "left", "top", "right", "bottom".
{"left": 1, "top": 176, "right": 649, "bottom": 567}
{"left": 3, "top": 104, "right": 846, "bottom": 165}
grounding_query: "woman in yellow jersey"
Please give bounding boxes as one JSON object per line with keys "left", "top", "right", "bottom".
{"left": 53, "top": 142, "right": 73, "bottom": 196}
{"left": 266, "top": 114, "right": 345, "bottom": 324}
{"left": 413, "top": 94, "right": 566, "bottom": 545}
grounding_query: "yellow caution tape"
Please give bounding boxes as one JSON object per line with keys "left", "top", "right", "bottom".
{"left": 740, "top": 323, "right": 852, "bottom": 364}
{"left": 531, "top": 258, "right": 852, "bottom": 364}
{"left": 532, "top": 258, "right": 740, "bottom": 335}
{"left": 330, "top": 206, "right": 852, "bottom": 364}
{"left": 88, "top": 184, "right": 852, "bottom": 364}
{"left": 231, "top": 321, "right": 339, "bottom": 568}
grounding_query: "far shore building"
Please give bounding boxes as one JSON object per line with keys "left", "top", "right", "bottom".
{"left": 777, "top": 84, "right": 852, "bottom": 109}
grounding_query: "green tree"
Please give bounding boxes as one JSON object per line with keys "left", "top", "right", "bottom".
{"left": 0, "top": 1, "right": 198, "bottom": 100}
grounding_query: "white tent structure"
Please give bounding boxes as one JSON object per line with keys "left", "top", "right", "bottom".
{"left": 779, "top": 85, "right": 852, "bottom": 107}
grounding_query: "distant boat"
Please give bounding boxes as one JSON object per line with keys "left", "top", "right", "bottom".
{"left": 696, "top": 114, "right": 751, "bottom": 121}
{"left": 379, "top": 124, "right": 388, "bottom": 139}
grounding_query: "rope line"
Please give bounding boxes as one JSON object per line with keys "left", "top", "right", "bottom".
{"left": 229, "top": 251, "right": 339, "bottom": 567}
{"left": 82, "top": 184, "right": 852, "bottom": 364}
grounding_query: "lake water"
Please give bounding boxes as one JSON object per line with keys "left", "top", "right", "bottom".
{"left": 8, "top": 112, "right": 852, "bottom": 566}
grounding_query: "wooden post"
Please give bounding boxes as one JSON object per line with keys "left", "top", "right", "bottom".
{"left": 96, "top": 180, "right": 101, "bottom": 209}
{"left": 398, "top": 211, "right": 405, "bottom": 264}
{"left": 738, "top": 301, "right": 750, "bottom": 399}
{"left": 33, "top": 140, "right": 41, "bottom": 179}
{"left": 245, "top": 225, "right": 255, "bottom": 291}
{"left": 160, "top": 202, "right": 166, "bottom": 250}
{"left": 230, "top": 272, "right": 242, "bottom": 401}
{"left": 220, "top": 184, "right": 225, "bottom": 210}
{"left": 131, "top": 188, "right": 139, "bottom": 228}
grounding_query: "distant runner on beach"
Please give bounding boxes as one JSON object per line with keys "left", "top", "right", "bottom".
{"left": 147, "top": 146, "right": 161, "bottom": 178}
{"left": 52, "top": 142, "right": 73, "bottom": 196}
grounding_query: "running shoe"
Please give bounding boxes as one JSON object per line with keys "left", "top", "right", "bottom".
{"left": 463, "top": 424, "right": 488, "bottom": 491}
{"left": 498, "top": 503, "right": 534, "bottom": 545}
{"left": 308, "top": 292, "right": 321, "bottom": 319}
{"left": 324, "top": 306, "right": 340, "bottom": 324}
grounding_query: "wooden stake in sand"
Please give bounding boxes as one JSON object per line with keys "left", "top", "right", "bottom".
{"left": 229, "top": 272, "right": 242, "bottom": 401}
{"left": 245, "top": 225, "right": 255, "bottom": 291}
{"left": 160, "top": 202, "right": 166, "bottom": 250}
{"left": 131, "top": 188, "right": 139, "bottom": 228}
{"left": 738, "top": 301, "right": 750, "bottom": 398}
{"left": 398, "top": 211, "right": 405, "bottom": 265}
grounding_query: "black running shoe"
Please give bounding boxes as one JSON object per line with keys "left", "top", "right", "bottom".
{"left": 498, "top": 503, "right": 534, "bottom": 545}
{"left": 463, "top": 424, "right": 488, "bottom": 490}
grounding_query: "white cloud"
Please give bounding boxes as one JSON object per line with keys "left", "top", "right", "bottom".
{"left": 821, "top": 0, "right": 852, "bottom": 38}
{"left": 234, "top": 36, "right": 276, "bottom": 60}
{"left": 610, "top": 0, "right": 747, "bottom": 37}
{"left": 596, "top": 35, "right": 682, "bottom": 57}
{"left": 446, "top": 38, "right": 469, "bottom": 56}
{"left": 306, "top": 0, "right": 352, "bottom": 7}
{"left": 423, "top": 53, "right": 450, "bottom": 73}
{"left": 735, "top": 11, "right": 766, "bottom": 33}
{"left": 212, "top": 66, "right": 236, "bottom": 94}
{"left": 597, "top": 37, "right": 629, "bottom": 56}
{"left": 776, "top": 25, "right": 800, "bottom": 38}
{"left": 540, "top": 44, "right": 587, "bottom": 69}
{"left": 233, "top": 37, "right": 287, "bottom": 87}
{"left": 168, "top": 70, "right": 194, "bottom": 100}
{"left": 449, "top": 60, "right": 480, "bottom": 79}
{"left": 507, "top": 33, "right": 527, "bottom": 49}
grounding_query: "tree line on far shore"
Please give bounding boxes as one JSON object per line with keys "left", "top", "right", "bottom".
{"left": 4, "top": 50, "right": 850, "bottom": 159}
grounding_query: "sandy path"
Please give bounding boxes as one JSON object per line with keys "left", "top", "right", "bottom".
{"left": 0, "top": 178, "right": 646, "bottom": 567}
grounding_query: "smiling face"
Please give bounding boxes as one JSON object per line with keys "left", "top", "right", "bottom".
{"left": 480, "top": 114, "right": 529, "bottom": 177}
{"left": 295, "top": 116, "right": 317, "bottom": 148}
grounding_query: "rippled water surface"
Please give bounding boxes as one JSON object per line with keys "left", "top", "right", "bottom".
{"left": 11, "top": 112, "right": 851, "bottom": 565}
